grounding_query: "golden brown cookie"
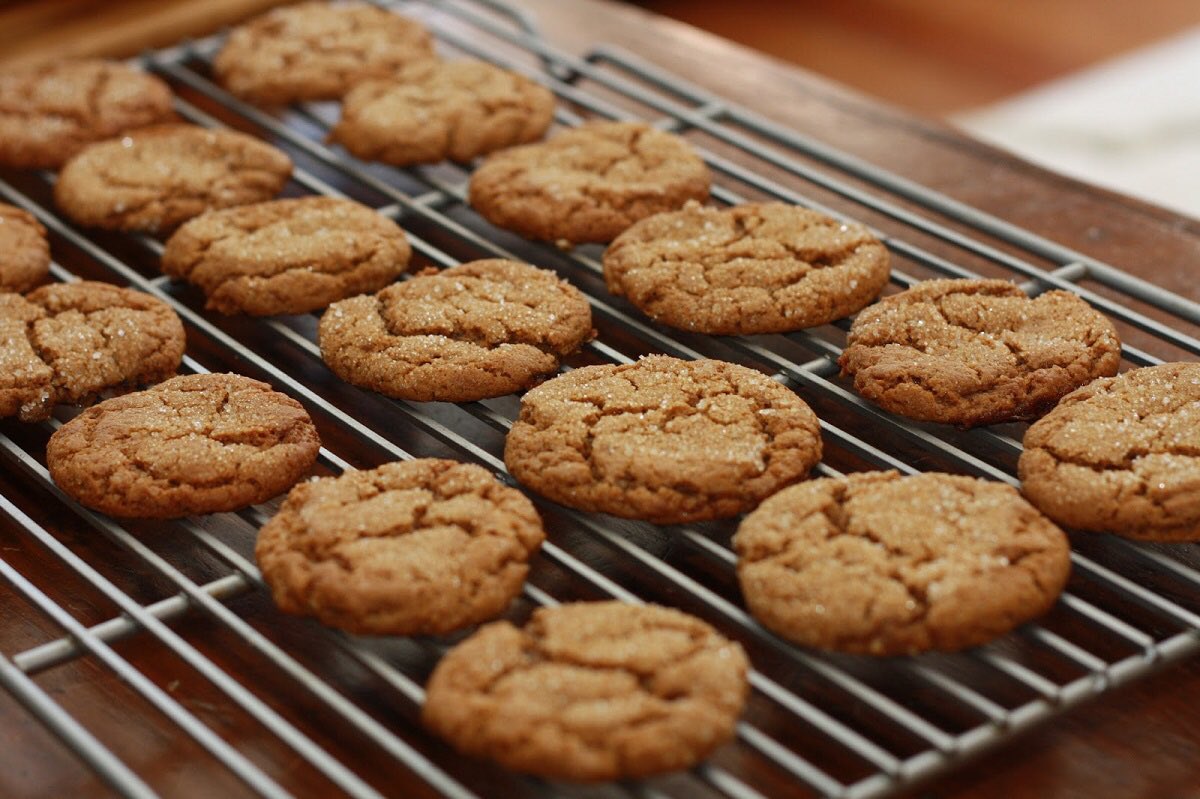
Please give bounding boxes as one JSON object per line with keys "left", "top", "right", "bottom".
{"left": 332, "top": 59, "right": 556, "bottom": 166}
{"left": 54, "top": 124, "right": 292, "bottom": 232}
{"left": 0, "top": 59, "right": 175, "bottom": 169}
{"left": 47, "top": 373, "right": 320, "bottom": 519}
{"left": 604, "top": 201, "right": 890, "bottom": 334}
{"left": 256, "top": 459, "right": 544, "bottom": 635}
{"left": 0, "top": 203, "right": 50, "bottom": 293}
{"left": 504, "top": 355, "right": 822, "bottom": 524}
{"left": 319, "top": 259, "right": 592, "bottom": 402}
{"left": 1019, "top": 362, "right": 1200, "bottom": 542}
{"left": 838, "top": 279, "right": 1121, "bottom": 427}
{"left": 468, "top": 121, "right": 711, "bottom": 245}
{"left": 160, "top": 196, "right": 410, "bottom": 316}
{"left": 214, "top": 1, "right": 434, "bottom": 106}
{"left": 0, "top": 281, "right": 185, "bottom": 422}
{"left": 734, "top": 471, "right": 1071, "bottom": 655}
{"left": 422, "top": 601, "right": 749, "bottom": 781}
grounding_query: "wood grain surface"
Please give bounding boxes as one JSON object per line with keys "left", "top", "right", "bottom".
{"left": 0, "top": 1, "right": 1197, "bottom": 798}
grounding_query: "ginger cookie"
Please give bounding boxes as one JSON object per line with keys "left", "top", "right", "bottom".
{"left": 47, "top": 373, "right": 319, "bottom": 519}
{"left": 0, "top": 59, "right": 174, "bottom": 170}
{"left": 319, "top": 259, "right": 592, "bottom": 402}
{"left": 54, "top": 124, "right": 292, "bottom": 233}
{"left": 604, "top": 201, "right": 890, "bottom": 334}
{"left": 468, "top": 121, "right": 711, "bottom": 245}
{"left": 214, "top": 1, "right": 434, "bottom": 106}
{"left": 0, "top": 281, "right": 185, "bottom": 422}
{"left": 1020, "top": 362, "right": 1200, "bottom": 541}
{"left": 256, "top": 459, "right": 544, "bottom": 635}
{"left": 161, "top": 196, "right": 411, "bottom": 316}
{"left": 838, "top": 279, "right": 1121, "bottom": 427}
{"left": 0, "top": 203, "right": 50, "bottom": 293}
{"left": 504, "top": 355, "right": 822, "bottom": 524}
{"left": 422, "top": 601, "right": 749, "bottom": 781}
{"left": 734, "top": 471, "right": 1071, "bottom": 655}
{"left": 333, "top": 59, "right": 556, "bottom": 166}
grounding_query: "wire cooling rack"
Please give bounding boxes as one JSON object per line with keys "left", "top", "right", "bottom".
{"left": 2, "top": 1, "right": 1200, "bottom": 797}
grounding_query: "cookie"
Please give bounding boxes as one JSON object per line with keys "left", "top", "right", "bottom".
{"left": 214, "top": 1, "right": 434, "bottom": 106}
{"left": 838, "top": 279, "right": 1121, "bottom": 427}
{"left": 47, "top": 373, "right": 320, "bottom": 519}
{"left": 160, "top": 196, "right": 410, "bottom": 316}
{"left": 1019, "top": 362, "right": 1200, "bottom": 541}
{"left": 468, "top": 121, "right": 711, "bottom": 245}
{"left": 0, "top": 59, "right": 175, "bottom": 170}
{"left": 0, "top": 203, "right": 50, "bottom": 293}
{"left": 54, "top": 124, "right": 292, "bottom": 232}
{"left": 504, "top": 355, "right": 822, "bottom": 524}
{"left": 256, "top": 458, "right": 544, "bottom": 635}
{"left": 319, "top": 259, "right": 592, "bottom": 402}
{"left": 604, "top": 201, "right": 890, "bottom": 334}
{"left": 332, "top": 59, "right": 555, "bottom": 166}
{"left": 0, "top": 281, "right": 185, "bottom": 422}
{"left": 422, "top": 601, "right": 748, "bottom": 781}
{"left": 734, "top": 471, "right": 1071, "bottom": 655}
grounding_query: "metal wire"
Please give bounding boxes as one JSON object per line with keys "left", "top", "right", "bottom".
{"left": 1, "top": 1, "right": 1199, "bottom": 797}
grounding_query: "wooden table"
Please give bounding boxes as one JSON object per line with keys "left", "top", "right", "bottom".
{"left": 1, "top": 1, "right": 1198, "bottom": 797}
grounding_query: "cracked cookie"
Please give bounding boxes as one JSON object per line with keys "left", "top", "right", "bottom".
{"left": 161, "top": 196, "right": 411, "bottom": 316}
{"left": 422, "top": 601, "right": 749, "bottom": 781}
{"left": 468, "top": 120, "right": 711, "bottom": 245}
{"left": 0, "top": 59, "right": 174, "bottom": 169}
{"left": 504, "top": 355, "right": 822, "bottom": 523}
{"left": 1, "top": 281, "right": 185, "bottom": 422}
{"left": 256, "top": 458, "right": 544, "bottom": 635}
{"left": 319, "top": 259, "right": 592, "bottom": 402}
{"left": 47, "top": 373, "right": 320, "bottom": 518}
{"left": 604, "top": 201, "right": 890, "bottom": 334}
{"left": 734, "top": 471, "right": 1071, "bottom": 655}
{"left": 54, "top": 124, "right": 293, "bottom": 233}
{"left": 214, "top": 1, "right": 434, "bottom": 106}
{"left": 332, "top": 59, "right": 555, "bottom": 166}
{"left": 1019, "top": 362, "right": 1200, "bottom": 541}
{"left": 0, "top": 203, "right": 50, "bottom": 293}
{"left": 838, "top": 278, "right": 1121, "bottom": 427}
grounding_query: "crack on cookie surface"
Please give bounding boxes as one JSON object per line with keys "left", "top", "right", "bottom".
{"left": 318, "top": 259, "right": 592, "bottom": 402}
{"left": 255, "top": 458, "right": 544, "bottom": 635}
{"left": 504, "top": 355, "right": 821, "bottom": 523}
{"left": 734, "top": 471, "right": 1071, "bottom": 654}
{"left": 421, "top": 601, "right": 748, "bottom": 781}
{"left": 1019, "top": 363, "right": 1200, "bottom": 541}
{"left": 604, "top": 201, "right": 890, "bottom": 334}
{"left": 838, "top": 278, "right": 1121, "bottom": 426}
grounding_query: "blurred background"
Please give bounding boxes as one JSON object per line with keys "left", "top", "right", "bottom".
{"left": 2, "top": 0, "right": 1197, "bottom": 216}
{"left": 637, "top": 0, "right": 1200, "bottom": 218}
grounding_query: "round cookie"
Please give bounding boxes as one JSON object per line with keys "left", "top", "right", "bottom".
{"left": 319, "top": 259, "right": 592, "bottom": 402}
{"left": 422, "top": 601, "right": 749, "bottom": 781}
{"left": 0, "top": 203, "right": 50, "bottom": 293}
{"left": 332, "top": 59, "right": 555, "bottom": 166}
{"left": 214, "top": 1, "right": 434, "bottom": 106}
{"left": 604, "top": 201, "right": 890, "bottom": 334}
{"left": 0, "top": 59, "right": 174, "bottom": 169}
{"left": 161, "top": 196, "right": 411, "bottom": 316}
{"left": 468, "top": 120, "right": 711, "bottom": 245}
{"left": 838, "top": 278, "right": 1121, "bottom": 427}
{"left": 504, "top": 355, "right": 822, "bottom": 524}
{"left": 256, "top": 459, "right": 545, "bottom": 635}
{"left": 1020, "top": 362, "right": 1200, "bottom": 541}
{"left": 47, "top": 373, "right": 320, "bottom": 519}
{"left": 0, "top": 281, "right": 185, "bottom": 422}
{"left": 54, "top": 124, "right": 293, "bottom": 233}
{"left": 733, "top": 471, "right": 1071, "bottom": 655}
